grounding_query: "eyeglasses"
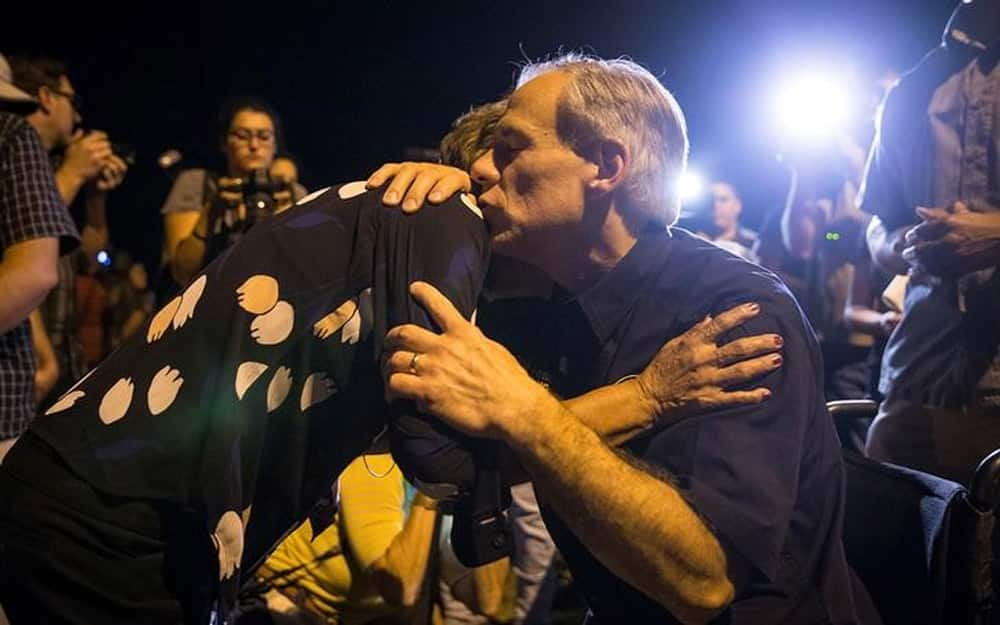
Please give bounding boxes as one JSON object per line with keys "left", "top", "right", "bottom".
{"left": 50, "top": 88, "right": 82, "bottom": 113}
{"left": 228, "top": 128, "right": 276, "bottom": 144}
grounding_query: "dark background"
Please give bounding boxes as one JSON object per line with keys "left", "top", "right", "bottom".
{"left": 8, "top": 0, "right": 957, "bottom": 272}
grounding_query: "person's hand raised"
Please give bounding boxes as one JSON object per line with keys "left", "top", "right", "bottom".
{"left": 366, "top": 162, "right": 471, "bottom": 212}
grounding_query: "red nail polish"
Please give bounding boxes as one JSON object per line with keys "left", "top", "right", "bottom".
{"left": 747, "top": 302, "right": 760, "bottom": 312}
{"left": 772, "top": 354, "right": 783, "bottom": 366}
{"left": 774, "top": 335, "right": 784, "bottom": 347}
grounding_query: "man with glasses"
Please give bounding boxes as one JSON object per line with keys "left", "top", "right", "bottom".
{"left": 0, "top": 52, "right": 79, "bottom": 466}
{"left": 10, "top": 56, "right": 128, "bottom": 207}
{"left": 10, "top": 55, "right": 129, "bottom": 401}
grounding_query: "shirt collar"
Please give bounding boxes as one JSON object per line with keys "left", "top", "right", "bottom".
{"left": 568, "top": 226, "right": 675, "bottom": 344}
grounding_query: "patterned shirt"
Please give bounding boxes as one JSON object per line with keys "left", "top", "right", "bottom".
{"left": 0, "top": 112, "right": 78, "bottom": 439}
{"left": 29, "top": 182, "right": 488, "bottom": 615}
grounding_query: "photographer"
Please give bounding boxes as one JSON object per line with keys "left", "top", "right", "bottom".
{"left": 164, "top": 98, "right": 305, "bottom": 286}
{"left": 10, "top": 55, "right": 128, "bottom": 400}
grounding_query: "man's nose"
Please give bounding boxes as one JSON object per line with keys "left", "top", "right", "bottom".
{"left": 470, "top": 149, "right": 499, "bottom": 187}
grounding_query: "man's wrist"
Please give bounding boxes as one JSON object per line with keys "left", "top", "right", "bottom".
{"left": 54, "top": 165, "right": 87, "bottom": 205}
{"left": 85, "top": 183, "right": 108, "bottom": 202}
{"left": 496, "top": 384, "right": 562, "bottom": 447}
{"left": 985, "top": 213, "right": 1000, "bottom": 240}
{"left": 55, "top": 165, "right": 87, "bottom": 197}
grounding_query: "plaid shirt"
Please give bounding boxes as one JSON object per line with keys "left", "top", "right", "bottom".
{"left": 0, "top": 112, "right": 78, "bottom": 439}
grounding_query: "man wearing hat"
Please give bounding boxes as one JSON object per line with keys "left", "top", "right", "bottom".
{"left": 9, "top": 55, "right": 129, "bottom": 402}
{"left": 0, "top": 52, "right": 78, "bottom": 461}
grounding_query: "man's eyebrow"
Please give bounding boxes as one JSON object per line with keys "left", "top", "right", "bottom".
{"left": 495, "top": 122, "right": 530, "bottom": 142}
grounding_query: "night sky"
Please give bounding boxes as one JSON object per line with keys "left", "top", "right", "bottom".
{"left": 9, "top": 0, "right": 956, "bottom": 272}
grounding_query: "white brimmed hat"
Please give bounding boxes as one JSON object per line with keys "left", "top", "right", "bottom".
{"left": 0, "top": 53, "right": 38, "bottom": 114}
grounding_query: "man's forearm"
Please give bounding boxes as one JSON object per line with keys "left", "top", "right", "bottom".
{"left": 54, "top": 166, "right": 86, "bottom": 207}
{"left": 0, "top": 268, "right": 56, "bottom": 334}
{"left": 0, "top": 240, "right": 59, "bottom": 334}
{"left": 506, "top": 392, "right": 733, "bottom": 625}
{"left": 78, "top": 192, "right": 110, "bottom": 258}
{"left": 30, "top": 309, "right": 59, "bottom": 404}
{"left": 844, "top": 306, "right": 884, "bottom": 337}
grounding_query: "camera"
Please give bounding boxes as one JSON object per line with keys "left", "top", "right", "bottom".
{"left": 111, "top": 142, "right": 136, "bottom": 166}
{"left": 219, "top": 169, "right": 292, "bottom": 224}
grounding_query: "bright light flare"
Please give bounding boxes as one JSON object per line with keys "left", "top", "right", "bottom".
{"left": 678, "top": 170, "right": 704, "bottom": 203}
{"left": 773, "top": 73, "right": 852, "bottom": 143}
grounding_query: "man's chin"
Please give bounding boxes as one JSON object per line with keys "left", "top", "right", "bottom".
{"left": 488, "top": 230, "right": 517, "bottom": 253}
{"left": 490, "top": 232, "right": 539, "bottom": 267}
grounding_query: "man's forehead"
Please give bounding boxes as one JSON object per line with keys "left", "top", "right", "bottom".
{"left": 495, "top": 112, "right": 533, "bottom": 138}
{"left": 502, "top": 70, "right": 569, "bottom": 132}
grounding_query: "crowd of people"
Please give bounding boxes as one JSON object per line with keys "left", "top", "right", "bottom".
{"left": 0, "top": 2, "right": 999, "bottom": 624}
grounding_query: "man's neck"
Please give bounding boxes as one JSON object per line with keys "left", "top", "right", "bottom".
{"left": 25, "top": 113, "right": 55, "bottom": 152}
{"left": 546, "top": 207, "right": 639, "bottom": 294}
{"left": 717, "top": 223, "right": 738, "bottom": 242}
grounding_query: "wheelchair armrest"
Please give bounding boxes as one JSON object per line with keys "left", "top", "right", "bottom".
{"left": 826, "top": 399, "right": 879, "bottom": 425}
{"left": 969, "top": 447, "right": 1000, "bottom": 512}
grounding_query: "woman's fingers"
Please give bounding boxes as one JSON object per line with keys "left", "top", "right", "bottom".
{"left": 708, "top": 353, "right": 783, "bottom": 387}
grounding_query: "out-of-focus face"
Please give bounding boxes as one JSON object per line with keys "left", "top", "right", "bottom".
{"left": 269, "top": 157, "right": 298, "bottom": 184}
{"left": 470, "top": 71, "right": 597, "bottom": 265}
{"left": 47, "top": 75, "right": 80, "bottom": 149}
{"left": 128, "top": 263, "right": 148, "bottom": 291}
{"left": 710, "top": 182, "right": 741, "bottom": 233}
{"left": 225, "top": 110, "right": 276, "bottom": 177}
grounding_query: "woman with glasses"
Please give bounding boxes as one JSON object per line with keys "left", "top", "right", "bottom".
{"left": 162, "top": 98, "right": 307, "bottom": 288}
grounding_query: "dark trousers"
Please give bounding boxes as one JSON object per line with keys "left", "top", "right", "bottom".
{"left": 0, "top": 433, "right": 218, "bottom": 625}
{"left": 866, "top": 398, "right": 1000, "bottom": 484}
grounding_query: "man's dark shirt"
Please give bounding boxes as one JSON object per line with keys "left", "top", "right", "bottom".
{"left": 483, "top": 228, "right": 878, "bottom": 624}
{"left": 0, "top": 112, "right": 78, "bottom": 439}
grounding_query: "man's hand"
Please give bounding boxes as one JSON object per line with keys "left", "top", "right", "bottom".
{"left": 903, "top": 201, "right": 1000, "bottom": 276}
{"left": 635, "top": 303, "right": 782, "bottom": 425}
{"left": 366, "top": 162, "right": 471, "bottom": 212}
{"left": 879, "top": 310, "right": 902, "bottom": 336}
{"left": 216, "top": 176, "right": 248, "bottom": 220}
{"left": 94, "top": 154, "right": 128, "bottom": 192}
{"left": 383, "top": 281, "right": 547, "bottom": 441}
{"left": 62, "top": 130, "right": 113, "bottom": 185}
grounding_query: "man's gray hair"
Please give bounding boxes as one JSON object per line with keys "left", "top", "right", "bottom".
{"left": 518, "top": 54, "right": 689, "bottom": 228}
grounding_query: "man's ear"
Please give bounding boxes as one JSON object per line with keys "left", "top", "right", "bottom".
{"left": 587, "top": 138, "right": 629, "bottom": 195}
{"left": 35, "top": 86, "right": 54, "bottom": 114}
